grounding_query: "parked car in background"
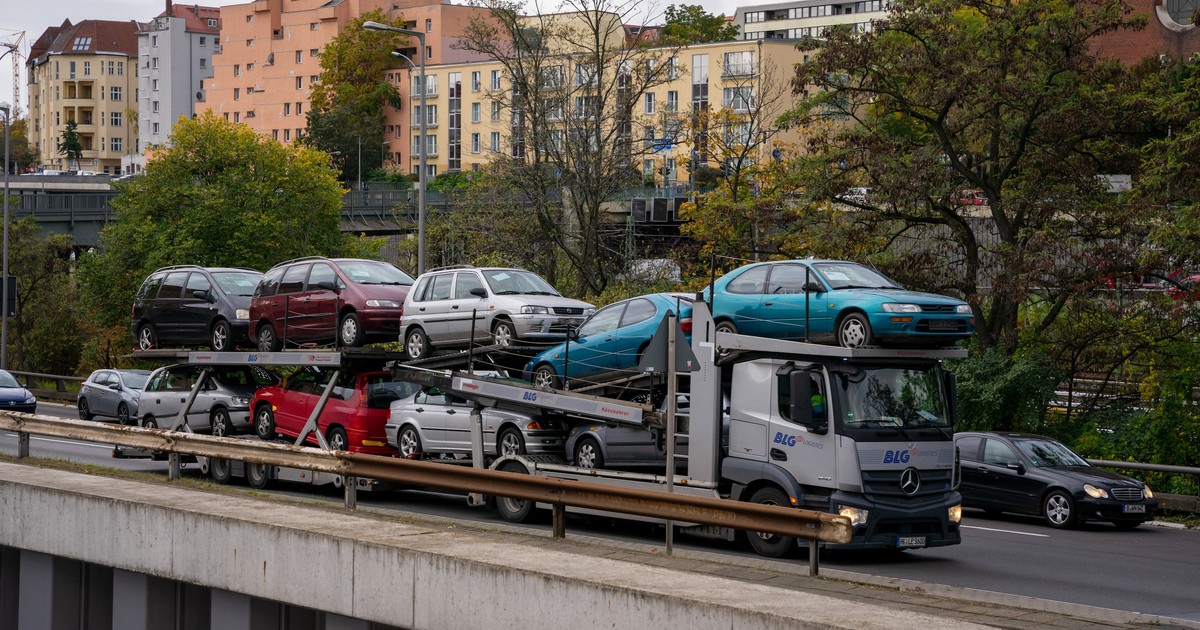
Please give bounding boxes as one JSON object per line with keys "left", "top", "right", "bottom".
{"left": 251, "top": 366, "right": 418, "bottom": 454}
{"left": 138, "top": 364, "right": 277, "bottom": 435}
{"left": 386, "top": 380, "right": 567, "bottom": 458}
{"left": 250, "top": 257, "right": 415, "bottom": 351}
{"left": 952, "top": 189, "right": 989, "bottom": 206}
{"left": 523, "top": 293, "right": 693, "bottom": 390}
{"left": 839, "top": 187, "right": 870, "bottom": 205}
{"left": 131, "top": 265, "right": 263, "bottom": 351}
{"left": 707, "top": 260, "right": 973, "bottom": 348}
{"left": 77, "top": 369, "right": 151, "bottom": 424}
{"left": 955, "top": 431, "right": 1157, "bottom": 529}
{"left": 400, "top": 266, "right": 594, "bottom": 360}
{"left": 0, "top": 370, "right": 36, "bottom": 414}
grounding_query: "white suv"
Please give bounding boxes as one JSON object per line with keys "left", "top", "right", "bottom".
{"left": 399, "top": 266, "right": 594, "bottom": 359}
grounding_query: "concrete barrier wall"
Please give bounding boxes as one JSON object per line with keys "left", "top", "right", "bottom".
{"left": 0, "top": 462, "right": 992, "bottom": 630}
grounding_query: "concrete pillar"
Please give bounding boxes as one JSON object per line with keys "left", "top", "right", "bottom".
{"left": 211, "top": 588, "right": 280, "bottom": 630}
{"left": 1, "top": 546, "right": 19, "bottom": 630}
{"left": 17, "top": 550, "right": 82, "bottom": 630}
{"left": 112, "top": 569, "right": 175, "bottom": 630}
{"left": 179, "top": 582, "right": 211, "bottom": 630}
{"left": 82, "top": 565, "right": 113, "bottom": 630}
{"left": 324, "top": 612, "right": 372, "bottom": 630}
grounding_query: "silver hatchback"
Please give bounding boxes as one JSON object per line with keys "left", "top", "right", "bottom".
{"left": 385, "top": 383, "right": 566, "bottom": 458}
{"left": 138, "top": 364, "right": 277, "bottom": 435}
{"left": 399, "top": 266, "right": 594, "bottom": 359}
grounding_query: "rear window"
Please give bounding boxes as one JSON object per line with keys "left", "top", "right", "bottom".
{"left": 137, "top": 273, "right": 166, "bottom": 300}
{"left": 367, "top": 376, "right": 421, "bottom": 409}
{"left": 159, "top": 272, "right": 188, "bottom": 299}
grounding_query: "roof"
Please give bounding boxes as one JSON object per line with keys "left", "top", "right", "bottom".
{"left": 31, "top": 19, "right": 140, "bottom": 62}
{"left": 160, "top": 3, "right": 222, "bottom": 34}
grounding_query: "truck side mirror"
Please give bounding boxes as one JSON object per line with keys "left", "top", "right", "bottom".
{"left": 788, "top": 370, "right": 827, "bottom": 435}
{"left": 943, "top": 371, "right": 957, "bottom": 429}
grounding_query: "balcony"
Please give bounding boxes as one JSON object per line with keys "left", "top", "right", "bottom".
{"left": 721, "top": 64, "right": 758, "bottom": 78}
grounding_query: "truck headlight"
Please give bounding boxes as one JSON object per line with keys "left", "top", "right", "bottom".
{"left": 521, "top": 305, "right": 549, "bottom": 314}
{"left": 949, "top": 504, "right": 962, "bottom": 523}
{"left": 837, "top": 504, "right": 869, "bottom": 527}
{"left": 881, "top": 303, "right": 920, "bottom": 313}
{"left": 1083, "top": 483, "right": 1109, "bottom": 499}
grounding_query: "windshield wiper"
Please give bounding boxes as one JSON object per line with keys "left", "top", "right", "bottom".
{"left": 494, "top": 290, "right": 521, "bottom": 295}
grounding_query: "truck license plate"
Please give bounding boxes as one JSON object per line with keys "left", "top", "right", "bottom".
{"left": 1122, "top": 504, "right": 1146, "bottom": 513}
{"left": 896, "top": 536, "right": 926, "bottom": 548}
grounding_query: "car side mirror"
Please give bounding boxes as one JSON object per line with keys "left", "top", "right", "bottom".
{"left": 803, "top": 281, "right": 824, "bottom": 293}
{"left": 109, "top": 383, "right": 122, "bottom": 391}
{"left": 1007, "top": 462, "right": 1026, "bottom": 475}
{"left": 192, "top": 290, "right": 215, "bottom": 302}
{"left": 469, "top": 287, "right": 487, "bottom": 298}
{"left": 316, "top": 281, "right": 338, "bottom": 292}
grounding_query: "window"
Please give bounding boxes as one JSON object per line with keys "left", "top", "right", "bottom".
{"left": 667, "top": 56, "right": 679, "bottom": 79}
{"left": 151, "top": 35, "right": 158, "bottom": 47}
{"left": 644, "top": 92, "right": 655, "bottom": 114}
{"left": 234, "top": 88, "right": 240, "bottom": 100}
{"left": 723, "top": 86, "right": 754, "bottom": 111}
{"left": 643, "top": 158, "right": 654, "bottom": 176}
{"left": 723, "top": 51, "right": 755, "bottom": 76}
{"left": 310, "top": 49, "right": 319, "bottom": 57}
{"left": 152, "top": 101, "right": 160, "bottom": 113}
{"left": 574, "top": 95, "right": 599, "bottom": 119}
{"left": 208, "top": 18, "right": 217, "bottom": 27}
{"left": 110, "top": 86, "right": 123, "bottom": 101}
{"left": 643, "top": 125, "right": 655, "bottom": 148}
{"left": 426, "top": 19, "right": 433, "bottom": 32}
{"left": 246, "top": 14, "right": 253, "bottom": 22}
{"left": 575, "top": 63, "right": 597, "bottom": 87}
{"left": 199, "top": 58, "right": 207, "bottom": 68}
{"left": 470, "top": 133, "right": 479, "bottom": 153}
{"left": 246, "top": 39, "right": 254, "bottom": 47}
{"left": 296, "top": 77, "right": 302, "bottom": 89}
{"left": 234, "top": 112, "right": 240, "bottom": 123}
{"left": 983, "top": 439, "right": 1020, "bottom": 467}
{"left": 152, "top": 57, "right": 159, "bottom": 69}
{"left": 234, "top": 64, "right": 241, "bottom": 77}
{"left": 470, "top": 71, "right": 480, "bottom": 92}
{"left": 111, "top": 137, "right": 122, "bottom": 152}
{"left": 152, "top": 79, "right": 160, "bottom": 91}
{"left": 200, "top": 36, "right": 207, "bottom": 46}
{"left": 83, "top": 61, "right": 91, "bottom": 76}
{"left": 284, "top": 103, "right": 291, "bottom": 116}
{"left": 296, "top": 102, "right": 302, "bottom": 115}
{"left": 69, "top": 61, "right": 76, "bottom": 79}
{"left": 296, "top": 50, "right": 302, "bottom": 63}
{"left": 490, "top": 69, "right": 500, "bottom": 90}
{"left": 490, "top": 101, "right": 501, "bottom": 122}
{"left": 284, "top": 129, "right": 291, "bottom": 142}
{"left": 118, "top": 61, "right": 124, "bottom": 75}
{"left": 471, "top": 102, "right": 480, "bottom": 123}
{"left": 414, "top": 104, "right": 437, "bottom": 125}
{"left": 666, "top": 90, "right": 678, "bottom": 113}
{"left": 273, "top": 129, "right": 279, "bottom": 140}
{"left": 247, "top": 62, "right": 254, "bottom": 71}
{"left": 153, "top": 122, "right": 160, "bottom": 134}
{"left": 543, "top": 98, "right": 563, "bottom": 121}
{"left": 490, "top": 132, "right": 500, "bottom": 152}
{"left": 310, "top": 22, "right": 319, "bottom": 31}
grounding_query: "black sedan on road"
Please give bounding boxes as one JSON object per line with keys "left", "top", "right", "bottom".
{"left": 954, "top": 431, "right": 1157, "bottom": 529}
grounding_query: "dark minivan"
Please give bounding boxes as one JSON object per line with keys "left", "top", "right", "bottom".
{"left": 131, "top": 265, "right": 263, "bottom": 351}
{"left": 249, "top": 257, "right": 415, "bottom": 350}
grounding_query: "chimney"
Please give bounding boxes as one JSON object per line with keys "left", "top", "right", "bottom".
{"left": 166, "top": 0, "right": 173, "bottom": 16}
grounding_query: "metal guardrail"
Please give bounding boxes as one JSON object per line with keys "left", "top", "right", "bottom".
{"left": 9, "top": 370, "right": 85, "bottom": 395}
{"left": 0, "top": 412, "right": 853, "bottom": 567}
{"left": 1088, "top": 459, "right": 1200, "bottom": 513}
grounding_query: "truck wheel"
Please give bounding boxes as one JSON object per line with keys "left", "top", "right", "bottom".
{"left": 498, "top": 427, "right": 526, "bottom": 456}
{"left": 495, "top": 460, "right": 534, "bottom": 523}
{"left": 246, "top": 462, "right": 271, "bottom": 489}
{"left": 746, "top": 487, "right": 797, "bottom": 558}
{"left": 210, "top": 458, "right": 232, "bottom": 484}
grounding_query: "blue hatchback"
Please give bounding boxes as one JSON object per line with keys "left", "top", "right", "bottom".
{"left": 523, "top": 293, "right": 693, "bottom": 389}
{"left": 709, "top": 260, "right": 973, "bottom": 348}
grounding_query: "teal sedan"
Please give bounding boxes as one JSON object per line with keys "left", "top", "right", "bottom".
{"left": 523, "top": 293, "right": 693, "bottom": 389}
{"left": 709, "top": 260, "right": 973, "bottom": 348}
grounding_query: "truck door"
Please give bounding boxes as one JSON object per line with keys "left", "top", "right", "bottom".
{"left": 768, "top": 369, "right": 836, "bottom": 487}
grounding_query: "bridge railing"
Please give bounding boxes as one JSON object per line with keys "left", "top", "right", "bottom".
{"left": 0, "top": 412, "right": 852, "bottom": 572}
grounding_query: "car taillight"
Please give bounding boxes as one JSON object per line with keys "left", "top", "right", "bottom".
{"left": 527, "top": 420, "right": 542, "bottom": 430}
{"left": 679, "top": 317, "right": 693, "bottom": 334}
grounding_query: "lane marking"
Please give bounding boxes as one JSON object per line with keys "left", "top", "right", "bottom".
{"left": 962, "top": 524, "right": 1049, "bottom": 538}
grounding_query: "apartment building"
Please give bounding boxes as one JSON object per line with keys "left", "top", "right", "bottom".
{"left": 382, "top": 37, "right": 809, "bottom": 183}
{"left": 204, "top": 0, "right": 493, "bottom": 145}
{"left": 734, "top": 0, "right": 888, "bottom": 40}
{"left": 26, "top": 19, "right": 140, "bottom": 173}
{"left": 131, "top": 3, "right": 222, "bottom": 174}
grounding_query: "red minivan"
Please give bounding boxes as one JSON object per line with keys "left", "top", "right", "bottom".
{"left": 249, "top": 257, "right": 415, "bottom": 350}
{"left": 251, "top": 366, "right": 420, "bottom": 455}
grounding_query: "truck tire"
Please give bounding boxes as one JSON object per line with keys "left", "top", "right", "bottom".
{"left": 246, "top": 462, "right": 271, "bottom": 489}
{"left": 495, "top": 460, "right": 534, "bottom": 523}
{"left": 746, "top": 486, "right": 797, "bottom": 558}
{"left": 210, "top": 458, "right": 232, "bottom": 484}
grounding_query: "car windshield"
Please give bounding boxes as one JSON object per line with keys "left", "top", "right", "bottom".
{"left": 0, "top": 371, "right": 20, "bottom": 388}
{"left": 813, "top": 262, "right": 901, "bottom": 290}
{"left": 212, "top": 271, "right": 263, "bottom": 297}
{"left": 336, "top": 260, "right": 415, "bottom": 286}
{"left": 1014, "top": 439, "right": 1089, "bottom": 467}
{"left": 122, "top": 373, "right": 150, "bottom": 389}
{"left": 836, "top": 365, "right": 951, "bottom": 429}
{"left": 481, "top": 269, "right": 560, "bottom": 295}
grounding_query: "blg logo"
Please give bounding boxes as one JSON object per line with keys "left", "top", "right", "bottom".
{"left": 883, "top": 449, "right": 911, "bottom": 464}
{"left": 773, "top": 432, "right": 797, "bottom": 447}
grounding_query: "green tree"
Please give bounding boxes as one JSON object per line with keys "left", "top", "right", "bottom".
{"left": 781, "top": 0, "right": 1148, "bottom": 356}
{"left": 3, "top": 219, "right": 84, "bottom": 375}
{"left": 78, "top": 111, "right": 353, "bottom": 326}
{"left": 658, "top": 4, "right": 739, "bottom": 45}
{"left": 4, "top": 113, "right": 38, "bottom": 174}
{"left": 305, "top": 9, "right": 407, "bottom": 184}
{"left": 57, "top": 119, "right": 83, "bottom": 172}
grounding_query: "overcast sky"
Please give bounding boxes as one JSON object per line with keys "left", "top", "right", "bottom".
{"left": 0, "top": 0, "right": 742, "bottom": 117}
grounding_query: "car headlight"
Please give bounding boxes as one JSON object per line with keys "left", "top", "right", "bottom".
{"left": 582, "top": 308, "right": 596, "bottom": 316}
{"left": 521, "top": 305, "right": 549, "bottom": 314}
{"left": 955, "top": 304, "right": 971, "bottom": 314}
{"left": 1143, "top": 485, "right": 1154, "bottom": 499}
{"left": 366, "top": 299, "right": 401, "bottom": 308}
{"left": 881, "top": 303, "right": 921, "bottom": 313}
{"left": 837, "top": 504, "right": 869, "bottom": 527}
{"left": 948, "top": 503, "right": 962, "bottom": 523}
{"left": 235, "top": 309, "right": 250, "bottom": 320}
{"left": 232, "top": 396, "right": 250, "bottom": 406}
{"left": 1083, "top": 483, "right": 1109, "bottom": 499}
{"left": 23, "top": 394, "right": 35, "bottom": 404}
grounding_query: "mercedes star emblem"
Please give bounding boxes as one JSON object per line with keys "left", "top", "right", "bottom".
{"left": 900, "top": 467, "right": 921, "bottom": 496}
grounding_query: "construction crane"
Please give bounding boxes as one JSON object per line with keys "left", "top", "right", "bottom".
{"left": 0, "top": 30, "right": 24, "bottom": 112}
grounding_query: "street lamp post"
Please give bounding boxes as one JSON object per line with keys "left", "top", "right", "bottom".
{"left": 363, "top": 20, "right": 427, "bottom": 275}
{"left": 0, "top": 104, "right": 10, "bottom": 370}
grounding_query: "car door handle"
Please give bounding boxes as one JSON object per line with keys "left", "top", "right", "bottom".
{"left": 415, "top": 407, "right": 424, "bottom": 413}
{"left": 976, "top": 466, "right": 988, "bottom": 472}
{"left": 446, "top": 409, "right": 456, "bottom": 415}
{"left": 452, "top": 305, "right": 460, "bottom": 309}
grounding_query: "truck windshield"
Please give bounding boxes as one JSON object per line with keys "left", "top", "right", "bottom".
{"left": 834, "top": 365, "right": 950, "bottom": 430}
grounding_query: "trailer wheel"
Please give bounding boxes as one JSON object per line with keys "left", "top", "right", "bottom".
{"left": 746, "top": 487, "right": 797, "bottom": 558}
{"left": 210, "top": 458, "right": 232, "bottom": 484}
{"left": 246, "top": 462, "right": 271, "bottom": 489}
{"left": 495, "top": 460, "right": 534, "bottom": 523}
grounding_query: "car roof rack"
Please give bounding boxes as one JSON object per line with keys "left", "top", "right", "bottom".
{"left": 426, "top": 264, "right": 476, "bottom": 272}
{"left": 269, "top": 256, "right": 331, "bottom": 268}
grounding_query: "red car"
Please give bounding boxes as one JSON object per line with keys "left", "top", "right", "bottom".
{"left": 251, "top": 366, "right": 420, "bottom": 455}
{"left": 952, "top": 189, "right": 989, "bottom": 206}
